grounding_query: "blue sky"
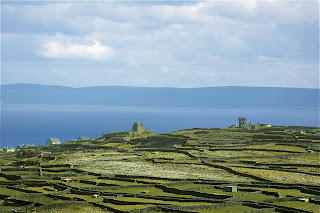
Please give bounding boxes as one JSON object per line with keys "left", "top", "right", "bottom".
{"left": 1, "top": 0, "right": 319, "bottom": 88}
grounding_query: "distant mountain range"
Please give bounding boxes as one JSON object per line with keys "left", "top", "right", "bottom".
{"left": 1, "top": 84, "right": 319, "bottom": 109}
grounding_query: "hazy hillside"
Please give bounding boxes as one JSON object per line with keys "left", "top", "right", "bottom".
{"left": 1, "top": 84, "right": 319, "bottom": 109}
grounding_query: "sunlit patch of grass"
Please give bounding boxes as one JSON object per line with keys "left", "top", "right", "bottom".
{"left": 0, "top": 152, "right": 19, "bottom": 165}
{"left": 93, "top": 178, "right": 142, "bottom": 185}
{"left": 3, "top": 171, "right": 38, "bottom": 177}
{"left": 170, "top": 183, "right": 208, "bottom": 190}
{"left": 70, "top": 175, "right": 98, "bottom": 180}
{"left": 0, "top": 176, "right": 9, "bottom": 181}
{"left": 245, "top": 144, "right": 307, "bottom": 152}
{"left": 197, "top": 188, "right": 246, "bottom": 196}
{"left": 63, "top": 182, "right": 97, "bottom": 188}
{"left": 285, "top": 154, "right": 320, "bottom": 164}
{"left": 174, "top": 159, "right": 203, "bottom": 164}
{"left": 133, "top": 178, "right": 174, "bottom": 184}
{"left": 24, "top": 186, "right": 58, "bottom": 194}
{"left": 101, "top": 143, "right": 120, "bottom": 147}
{"left": 0, "top": 187, "right": 27, "bottom": 196}
{"left": 236, "top": 193, "right": 276, "bottom": 201}
{"left": 35, "top": 203, "right": 107, "bottom": 213}
{"left": 100, "top": 202, "right": 154, "bottom": 211}
{"left": 238, "top": 187, "right": 314, "bottom": 197}
{"left": 64, "top": 193, "right": 105, "bottom": 202}
{"left": 117, "top": 144, "right": 134, "bottom": 149}
{"left": 231, "top": 167, "right": 320, "bottom": 185}
{"left": 103, "top": 186, "right": 195, "bottom": 198}
{"left": 140, "top": 151, "right": 191, "bottom": 160}
{"left": 204, "top": 150, "right": 287, "bottom": 158}
{"left": 193, "top": 205, "right": 256, "bottom": 213}
{"left": 31, "top": 179, "right": 63, "bottom": 183}
{"left": 116, "top": 196, "right": 215, "bottom": 206}
{"left": 273, "top": 201, "right": 320, "bottom": 213}
{"left": 41, "top": 171, "right": 78, "bottom": 175}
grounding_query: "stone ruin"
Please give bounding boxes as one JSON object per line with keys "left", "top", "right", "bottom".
{"left": 238, "top": 117, "right": 271, "bottom": 130}
{"left": 132, "top": 122, "right": 145, "bottom": 133}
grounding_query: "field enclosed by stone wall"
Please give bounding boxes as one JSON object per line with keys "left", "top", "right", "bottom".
{"left": 1, "top": 126, "right": 320, "bottom": 212}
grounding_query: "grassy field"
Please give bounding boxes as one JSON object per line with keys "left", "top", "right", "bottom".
{"left": 115, "top": 196, "right": 215, "bottom": 206}
{"left": 35, "top": 203, "right": 108, "bottom": 213}
{"left": 192, "top": 205, "right": 257, "bottom": 213}
{"left": 170, "top": 183, "right": 208, "bottom": 190}
{"left": 1, "top": 126, "right": 319, "bottom": 212}
{"left": 197, "top": 188, "right": 247, "bottom": 196}
{"left": 236, "top": 193, "right": 276, "bottom": 201}
{"left": 273, "top": 201, "right": 320, "bottom": 212}
{"left": 24, "top": 186, "right": 58, "bottom": 194}
{"left": 103, "top": 186, "right": 197, "bottom": 198}
{"left": 18, "top": 194, "right": 68, "bottom": 204}
{"left": 0, "top": 187, "right": 27, "bottom": 196}
{"left": 238, "top": 186, "right": 314, "bottom": 197}
{"left": 231, "top": 167, "right": 320, "bottom": 185}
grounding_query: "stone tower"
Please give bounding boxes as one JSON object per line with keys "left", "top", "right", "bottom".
{"left": 238, "top": 118, "right": 246, "bottom": 128}
{"left": 132, "top": 122, "right": 144, "bottom": 132}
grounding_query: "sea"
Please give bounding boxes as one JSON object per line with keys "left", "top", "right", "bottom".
{"left": 1, "top": 104, "right": 319, "bottom": 148}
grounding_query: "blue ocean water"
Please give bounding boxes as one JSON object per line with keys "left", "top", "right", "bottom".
{"left": 1, "top": 104, "right": 319, "bottom": 148}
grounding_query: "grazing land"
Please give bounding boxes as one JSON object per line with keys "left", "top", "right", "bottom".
{"left": 1, "top": 125, "right": 320, "bottom": 212}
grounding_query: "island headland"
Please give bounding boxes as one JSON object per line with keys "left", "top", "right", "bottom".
{"left": 0, "top": 119, "right": 320, "bottom": 212}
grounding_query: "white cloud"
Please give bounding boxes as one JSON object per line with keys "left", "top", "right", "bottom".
{"left": 2, "top": 1, "right": 319, "bottom": 88}
{"left": 199, "top": 1, "right": 319, "bottom": 24}
{"left": 37, "top": 36, "right": 115, "bottom": 60}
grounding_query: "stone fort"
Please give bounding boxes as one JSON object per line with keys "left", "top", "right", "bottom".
{"left": 238, "top": 117, "right": 271, "bottom": 130}
{"left": 132, "top": 122, "right": 145, "bottom": 132}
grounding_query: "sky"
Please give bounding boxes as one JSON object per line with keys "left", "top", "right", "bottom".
{"left": 1, "top": 0, "right": 319, "bottom": 88}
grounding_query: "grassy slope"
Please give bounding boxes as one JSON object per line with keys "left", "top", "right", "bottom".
{"left": 0, "top": 126, "right": 319, "bottom": 212}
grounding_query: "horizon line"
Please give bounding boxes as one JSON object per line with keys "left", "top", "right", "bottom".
{"left": 1, "top": 83, "right": 320, "bottom": 90}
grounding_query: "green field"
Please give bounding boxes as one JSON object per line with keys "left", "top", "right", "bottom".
{"left": 1, "top": 126, "right": 319, "bottom": 212}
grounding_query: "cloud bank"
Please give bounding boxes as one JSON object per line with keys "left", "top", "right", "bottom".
{"left": 37, "top": 37, "right": 115, "bottom": 60}
{"left": 1, "top": 1, "right": 319, "bottom": 88}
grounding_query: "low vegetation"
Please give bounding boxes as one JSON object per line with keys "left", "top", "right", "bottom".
{"left": 0, "top": 126, "right": 319, "bottom": 212}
